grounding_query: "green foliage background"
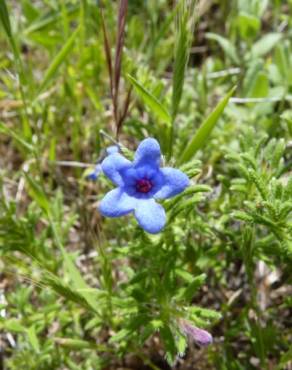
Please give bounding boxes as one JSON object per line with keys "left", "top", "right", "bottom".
{"left": 0, "top": 0, "right": 291, "bottom": 369}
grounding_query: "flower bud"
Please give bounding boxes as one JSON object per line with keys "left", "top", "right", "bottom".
{"left": 180, "top": 320, "right": 213, "bottom": 346}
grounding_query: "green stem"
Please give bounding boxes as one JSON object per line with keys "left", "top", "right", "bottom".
{"left": 8, "top": 30, "right": 32, "bottom": 139}
{"left": 242, "top": 227, "right": 267, "bottom": 369}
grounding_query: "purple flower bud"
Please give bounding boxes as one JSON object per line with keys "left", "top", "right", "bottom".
{"left": 180, "top": 320, "right": 213, "bottom": 346}
{"left": 87, "top": 164, "right": 102, "bottom": 181}
{"left": 106, "top": 145, "right": 119, "bottom": 155}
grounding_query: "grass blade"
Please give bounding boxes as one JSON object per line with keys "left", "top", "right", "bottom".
{"left": 0, "top": 0, "right": 12, "bottom": 38}
{"left": 249, "top": 33, "right": 282, "bottom": 59}
{"left": 127, "top": 74, "right": 171, "bottom": 125}
{"left": 0, "top": 122, "right": 34, "bottom": 152}
{"left": 24, "top": 174, "right": 50, "bottom": 216}
{"left": 172, "top": 3, "right": 191, "bottom": 120}
{"left": 206, "top": 32, "right": 240, "bottom": 65}
{"left": 24, "top": 4, "right": 79, "bottom": 35}
{"left": 168, "top": 0, "right": 197, "bottom": 158}
{"left": 0, "top": 0, "right": 32, "bottom": 138}
{"left": 37, "top": 26, "right": 80, "bottom": 95}
{"left": 24, "top": 174, "right": 100, "bottom": 313}
{"left": 59, "top": 246, "right": 100, "bottom": 314}
{"left": 179, "top": 86, "right": 236, "bottom": 164}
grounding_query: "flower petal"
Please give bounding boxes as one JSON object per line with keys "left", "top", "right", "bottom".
{"left": 134, "top": 199, "right": 166, "bottom": 234}
{"left": 154, "top": 167, "right": 189, "bottom": 199}
{"left": 87, "top": 164, "right": 102, "bottom": 181}
{"left": 106, "top": 145, "right": 119, "bottom": 155}
{"left": 101, "top": 153, "right": 132, "bottom": 186}
{"left": 99, "top": 188, "right": 136, "bottom": 217}
{"left": 134, "top": 138, "right": 161, "bottom": 168}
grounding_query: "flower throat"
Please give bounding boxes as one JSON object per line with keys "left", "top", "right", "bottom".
{"left": 136, "top": 178, "right": 153, "bottom": 193}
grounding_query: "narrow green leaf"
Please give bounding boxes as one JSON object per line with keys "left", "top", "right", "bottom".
{"left": 168, "top": 0, "right": 197, "bottom": 158}
{"left": 24, "top": 174, "right": 50, "bottom": 216}
{"left": 24, "top": 173, "right": 100, "bottom": 314}
{"left": 44, "top": 275, "right": 95, "bottom": 310}
{"left": 171, "top": 9, "right": 189, "bottom": 121}
{"left": 179, "top": 86, "right": 236, "bottom": 164}
{"left": 177, "top": 274, "right": 206, "bottom": 302}
{"left": 171, "top": 0, "right": 197, "bottom": 121}
{"left": 3, "top": 319, "right": 25, "bottom": 333}
{"left": 160, "top": 326, "right": 177, "bottom": 365}
{"left": 188, "top": 306, "right": 222, "bottom": 322}
{"left": 277, "top": 347, "right": 292, "bottom": 370}
{"left": 0, "top": 0, "right": 12, "bottom": 38}
{"left": 109, "top": 329, "right": 131, "bottom": 343}
{"left": 53, "top": 337, "right": 96, "bottom": 350}
{"left": 24, "top": 4, "right": 79, "bottom": 35}
{"left": 242, "top": 59, "right": 264, "bottom": 96}
{"left": 151, "top": 2, "right": 179, "bottom": 52}
{"left": 50, "top": 223, "right": 101, "bottom": 315}
{"left": 248, "top": 72, "right": 269, "bottom": 98}
{"left": 274, "top": 44, "right": 290, "bottom": 80}
{"left": 22, "top": 1, "right": 40, "bottom": 23}
{"left": 249, "top": 33, "right": 282, "bottom": 59}
{"left": 61, "top": 250, "right": 100, "bottom": 314}
{"left": 176, "top": 331, "right": 187, "bottom": 357}
{"left": 206, "top": 32, "right": 240, "bottom": 65}
{"left": 0, "top": 1, "right": 32, "bottom": 139}
{"left": 0, "top": 122, "right": 34, "bottom": 152}
{"left": 127, "top": 74, "right": 171, "bottom": 125}
{"left": 27, "top": 326, "right": 40, "bottom": 352}
{"left": 236, "top": 12, "right": 260, "bottom": 40}
{"left": 37, "top": 26, "right": 80, "bottom": 95}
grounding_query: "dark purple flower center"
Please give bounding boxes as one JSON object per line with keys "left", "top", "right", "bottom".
{"left": 136, "top": 178, "right": 153, "bottom": 193}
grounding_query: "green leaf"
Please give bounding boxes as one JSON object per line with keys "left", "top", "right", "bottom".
{"left": 0, "top": 122, "right": 34, "bottom": 152}
{"left": 151, "top": 3, "right": 179, "bottom": 52}
{"left": 3, "top": 319, "right": 25, "bottom": 333}
{"left": 24, "top": 174, "right": 100, "bottom": 315}
{"left": 242, "top": 59, "right": 264, "bottom": 96}
{"left": 274, "top": 44, "right": 290, "bottom": 80}
{"left": 248, "top": 72, "right": 269, "bottom": 98}
{"left": 177, "top": 274, "right": 206, "bottom": 302}
{"left": 62, "top": 252, "right": 100, "bottom": 313}
{"left": 44, "top": 276, "right": 88, "bottom": 308}
{"left": 109, "top": 329, "right": 131, "bottom": 343}
{"left": 37, "top": 26, "right": 80, "bottom": 95}
{"left": 206, "top": 33, "right": 240, "bottom": 65}
{"left": 24, "top": 4, "right": 79, "bottom": 35}
{"left": 53, "top": 337, "right": 96, "bottom": 350}
{"left": 127, "top": 74, "right": 171, "bottom": 125}
{"left": 22, "top": 0, "right": 40, "bottom": 23}
{"left": 160, "top": 326, "right": 177, "bottom": 365}
{"left": 171, "top": 6, "right": 189, "bottom": 121}
{"left": 27, "top": 325, "right": 40, "bottom": 352}
{"left": 188, "top": 306, "right": 222, "bottom": 322}
{"left": 236, "top": 12, "right": 260, "bottom": 40}
{"left": 179, "top": 86, "right": 236, "bottom": 164}
{"left": 176, "top": 331, "right": 188, "bottom": 357}
{"left": 277, "top": 347, "right": 292, "bottom": 370}
{"left": 168, "top": 0, "right": 197, "bottom": 158}
{"left": 24, "top": 174, "right": 50, "bottom": 216}
{"left": 0, "top": 0, "right": 12, "bottom": 38}
{"left": 249, "top": 33, "right": 282, "bottom": 59}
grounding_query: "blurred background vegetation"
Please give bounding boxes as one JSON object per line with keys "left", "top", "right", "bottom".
{"left": 0, "top": 0, "right": 291, "bottom": 369}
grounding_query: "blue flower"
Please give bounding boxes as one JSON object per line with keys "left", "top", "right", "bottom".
{"left": 87, "top": 146, "right": 119, "bottom": 181}
{"left": 106, "top": 145, "right": 119, "bottom": 155}
{"left": 99, "top": 138, "right": 189, "bottom": 234}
